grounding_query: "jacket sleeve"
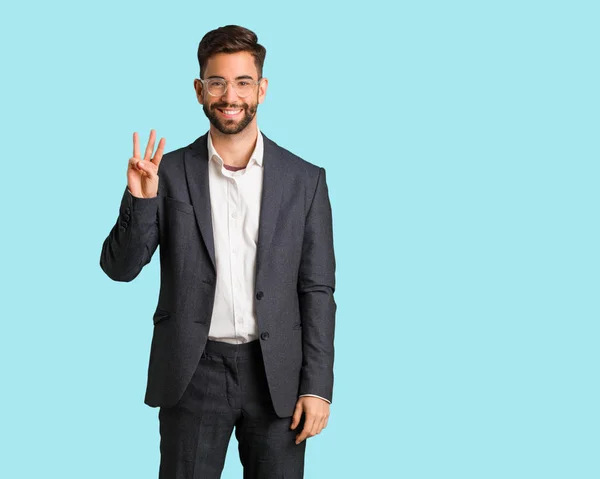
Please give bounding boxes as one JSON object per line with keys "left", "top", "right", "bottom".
{"left": 297, "top": 167, "right": 337, "bottom": 403}
{"left": 99, "top": 185, "right": 160, "bottom": 282}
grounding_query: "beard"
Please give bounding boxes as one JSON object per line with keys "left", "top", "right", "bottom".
{"left": 203, "top": 97, "right": 258, "bottom": 135}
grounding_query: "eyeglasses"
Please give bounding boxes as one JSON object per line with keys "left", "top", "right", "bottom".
{"left": 198, "top": 77, "right": 263, "bottom": 98}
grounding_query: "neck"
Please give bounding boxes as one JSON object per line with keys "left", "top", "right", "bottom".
{"left": 209, "top": 121, "right": 258, "bottom": 168}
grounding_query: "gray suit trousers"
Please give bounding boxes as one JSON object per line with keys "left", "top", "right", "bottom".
{"left": 158, "top": 339, "right": 306, "bottom": 479}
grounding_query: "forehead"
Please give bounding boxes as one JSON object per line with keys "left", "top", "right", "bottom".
{"left": 204, "top": 51, "right": 258, "bottom": 78}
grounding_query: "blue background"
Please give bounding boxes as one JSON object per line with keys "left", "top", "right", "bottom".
{"left": 1, "top": 1, "right": 598, "bottom": 477}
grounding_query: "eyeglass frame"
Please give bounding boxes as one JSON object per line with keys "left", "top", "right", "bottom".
{"left": 197, "top": 76, "right": 264, "bottom": 98}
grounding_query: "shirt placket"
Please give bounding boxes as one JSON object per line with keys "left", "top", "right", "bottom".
{"left": 227, "top": 173, "right": 243, "bottom": 342}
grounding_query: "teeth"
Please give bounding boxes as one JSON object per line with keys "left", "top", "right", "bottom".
{"left": 222, "top": 109, "right": 241, "bottom": 115}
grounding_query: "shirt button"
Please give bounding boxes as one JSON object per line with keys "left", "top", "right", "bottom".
{"left": 231, "top": 212, "right": 237, "bottom": 219}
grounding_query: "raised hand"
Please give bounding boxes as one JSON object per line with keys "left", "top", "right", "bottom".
{"left": 127, "top": 129, "right": 166, "bottom": 198}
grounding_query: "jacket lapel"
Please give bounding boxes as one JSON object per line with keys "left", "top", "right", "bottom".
{"left": 184, "top": 133, "right": 216, "bottom": 272}
{"left": 256, "top": 133, "right": 284, "bottom": 280}
{"left": 182, "top": 131, "right": 285, "bottom": 279}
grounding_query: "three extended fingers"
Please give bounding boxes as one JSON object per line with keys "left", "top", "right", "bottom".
{"left": 131, "top": 130, "right": 165, "bottom": 179}
{"left": 133, "top": 129, "right": 165, "bottom": 165}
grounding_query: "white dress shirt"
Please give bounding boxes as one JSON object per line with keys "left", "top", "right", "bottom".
{"left": 206, "top": 128, "right": 330, "bottom": 404}
{"left": 206, "top": 129, "right": 263, "bottom": 344}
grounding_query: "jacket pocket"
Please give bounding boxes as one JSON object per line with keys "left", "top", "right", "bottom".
{"left": 153, "top": 308, "right": 172, "bottom": 325}
{"left": 165, "top": 196, "right": 194, "bottom": 215}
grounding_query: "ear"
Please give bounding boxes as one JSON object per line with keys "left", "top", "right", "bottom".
{"left": 194, "top": 79, "right": 204, "bottom": 105}
{"left": 258, "top": 77, "right": 268, "bottom": 105}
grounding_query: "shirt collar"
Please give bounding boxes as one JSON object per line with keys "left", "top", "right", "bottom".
{"left": 207, "top": 127, "right": 264, "bottom": 168}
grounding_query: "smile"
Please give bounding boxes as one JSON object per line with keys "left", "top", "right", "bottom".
{"left": 218, "top": 109, "right": 242, "bottom": 117}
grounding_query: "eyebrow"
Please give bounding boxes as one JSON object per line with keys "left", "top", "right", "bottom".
{"left": 206, "top": 75, "right": 255, "bottom": 80}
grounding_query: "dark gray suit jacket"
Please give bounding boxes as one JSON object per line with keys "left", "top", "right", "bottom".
{"left": 100, "top": 131, "right": 336, "bottom": 417}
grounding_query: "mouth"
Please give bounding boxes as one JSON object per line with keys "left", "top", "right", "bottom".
{"left": 217, "top": 108, "right": 243, "bottom": 118}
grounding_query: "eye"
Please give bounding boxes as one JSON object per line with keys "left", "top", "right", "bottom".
{"left": 238, "top": 81, "right": 250, "bottom": 87}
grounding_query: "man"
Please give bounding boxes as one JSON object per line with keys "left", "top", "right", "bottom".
{"left": 99, "top": 25, "right": 336, "bottom": 478}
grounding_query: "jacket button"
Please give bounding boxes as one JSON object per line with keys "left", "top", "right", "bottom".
{"left": 125, "top": 207, "right": 131, "bottom": 214}
{"left": 260, "top": 332, "right": 270, "bottom": 340}
{"left": 122, "top": 214, "right": 130, "bottom": 221}
{"left": 120, "top": 221, "right": 128, "bottom": 228}
{"left": 256, "top": 291, "right": 264, "bottom": 300}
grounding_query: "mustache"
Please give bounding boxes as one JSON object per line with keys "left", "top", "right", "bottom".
{"left": 211, "top": 103, "right": 247, "bottom": 109}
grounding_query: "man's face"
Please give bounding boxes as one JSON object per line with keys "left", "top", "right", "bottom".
{"left": 195, "top": 51, "right": 268, "bottom": 135}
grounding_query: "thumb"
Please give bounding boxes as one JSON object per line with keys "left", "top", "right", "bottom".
{"left": 290, "top": 401, "right": 303, "bottom": 429}
{"left": 137, "top": 159, "right": 158, "bottom": 179}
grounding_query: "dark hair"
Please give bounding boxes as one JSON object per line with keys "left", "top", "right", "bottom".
{"left": 197, "top": 25, "right": 266, "bottom": 79}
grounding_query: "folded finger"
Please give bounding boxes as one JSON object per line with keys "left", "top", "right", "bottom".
{"left": 296, "top": 418, "right": 315, "bottom": 444}
{"left": 137, "top": 160, "right": 157, "bottom": 178}
{"left": 290, "top": 410, "right": 302, "bottom": 430}
{"left": 315, "top": 416, "right": 327, "bottom": 435}
{"left": 311, "top": 416, "right": 324, "bottom": 436}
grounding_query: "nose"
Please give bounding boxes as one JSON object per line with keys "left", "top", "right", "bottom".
{"left": 222, "top": 82, "right": 240, "bottom": 105}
